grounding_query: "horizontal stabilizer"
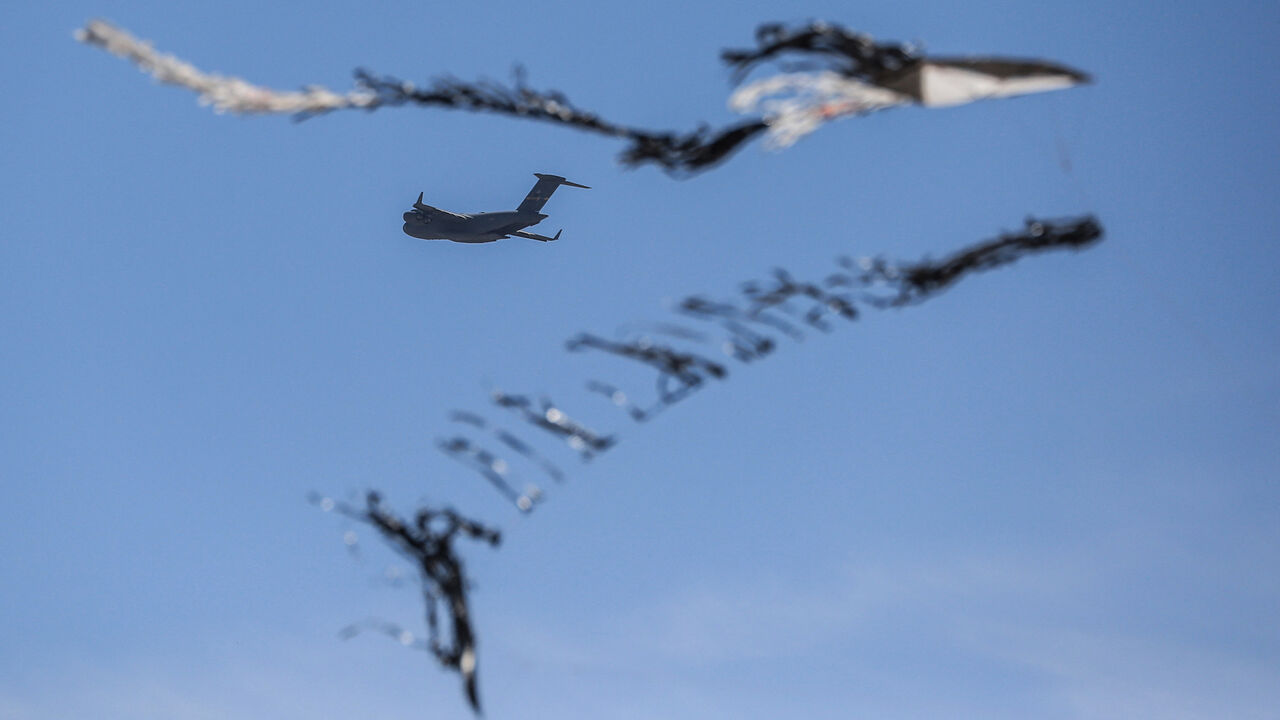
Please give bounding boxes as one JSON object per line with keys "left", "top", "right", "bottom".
{"left": 533, "top": 173, "right": 590, "bottom": 189}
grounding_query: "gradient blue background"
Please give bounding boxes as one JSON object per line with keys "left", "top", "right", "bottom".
{"left": 2, "top": 1, "right": 1278, "bottom": 718}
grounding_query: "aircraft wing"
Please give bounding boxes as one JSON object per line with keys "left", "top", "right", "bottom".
{"left": 511, "top": 229, "right": 562, "bottom": 242}
{"left": 412, "top": 192, "right": 470, "bottom": 220}
{"left": 414, "top": 203, "right": 471, "bottom": 220}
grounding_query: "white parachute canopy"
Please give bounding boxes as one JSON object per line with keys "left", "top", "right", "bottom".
{"left": 731, "top": 57, "right": 1089, "bottom": 147}
{"left": 884, "top": 58, "right": 1089, "bottom": 106}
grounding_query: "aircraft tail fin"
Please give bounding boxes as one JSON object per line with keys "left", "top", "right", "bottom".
{"left": 517, "top": 173, "right": 590, "bottom": 214}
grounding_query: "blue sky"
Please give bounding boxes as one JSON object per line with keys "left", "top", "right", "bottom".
{"left": 2, "top": 1, "right": 1278, "bottom": 718}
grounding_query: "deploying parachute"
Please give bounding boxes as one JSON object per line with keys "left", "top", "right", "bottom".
{"left": 727, "top": 23, "right": 1089, "bottom": 147}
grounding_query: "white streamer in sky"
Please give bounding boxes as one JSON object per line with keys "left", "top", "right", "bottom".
{"left": 75, "top": 19, "right": 376, "bottom": 115}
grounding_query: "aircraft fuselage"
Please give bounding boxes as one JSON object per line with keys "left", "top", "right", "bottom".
{"left": 403, "top": 174, "right": 588, "bottom": 244}
{"left": 402, "top": 210, "right": 546, "bottom": 243}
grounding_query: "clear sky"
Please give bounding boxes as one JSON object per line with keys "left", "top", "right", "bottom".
{"left": 2, "top": 1, "right": 1278, "bottom": 718}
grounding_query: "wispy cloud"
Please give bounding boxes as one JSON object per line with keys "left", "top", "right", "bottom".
{"left": 0, "top": 633, "right": 441, "bottom": 720}
{"left": 605, "top": 551, "right": 1095, "bottom": 665}
{"left": 513, "top": 548, "right": 1280, "bottom": 719}
{"left": 968, "top": 622, "right": 1280, "bottom": 720}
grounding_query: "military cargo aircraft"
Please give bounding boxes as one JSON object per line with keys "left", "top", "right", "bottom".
{"left": 402, "top": 173, "right": 589, "bottom": 244}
